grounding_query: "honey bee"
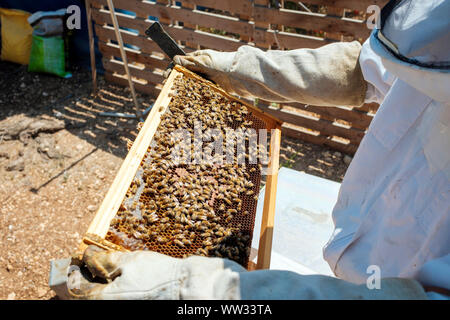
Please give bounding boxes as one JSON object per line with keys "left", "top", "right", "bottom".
{"left": 144, "top": 187, "right": 156, "bottom": 194}
{"left": 182, "top": 238, "right": 192, "bottom": 246}
{"left": 160, "top": 187, "right": 169, "bottom": 194}
{"left": 203, "top": 239, "right": 213, "bottom": 246}
{"left": 157, "top": 236, "right": 168, "bottom": 244}
{"left": 230, "top": 192, "right": 239, "bottom": 198}
{"left": 225, "top": 215, "right": 233, "bottom": 223}
{"left": 160, "top": 217, "right": 170, "bottom": 223}
{"left": 174, "top": 239, "right": 185, "bottom": 247}
{"left": 196, "top": 248, "right": 208, "bottom": 255}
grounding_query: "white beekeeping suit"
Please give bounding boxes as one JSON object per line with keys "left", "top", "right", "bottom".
{"left": 62, "top": 0, "right": 448, "bottom": 300}
{"left": 322, "top": 0, "right": 450, "bottom": 298}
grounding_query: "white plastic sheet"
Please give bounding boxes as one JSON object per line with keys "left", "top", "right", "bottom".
{"left": 251, "top": 168, "right": 340, "bottom": 276}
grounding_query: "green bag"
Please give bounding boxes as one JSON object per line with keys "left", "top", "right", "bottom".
{"left": 28, "top": 34, "right": 72, "bottom": 78}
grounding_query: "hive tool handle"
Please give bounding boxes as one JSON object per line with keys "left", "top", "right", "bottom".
{"left": 145, "top": 22, "right": 186, "bottom": 60}
{"left": 145, "top": 22, "right": 211, "bottom": 81}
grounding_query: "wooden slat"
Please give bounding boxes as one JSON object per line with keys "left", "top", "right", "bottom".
{"left": 179, "top": 1, "right": 199, "bottom": 51}
{"left": 300, "top": 0, "right": 389, "bottom": 12}
{"left": 254, "top": 0, "right": 272, "bottom": 50}
{"left": 93, "top": 11, "right": 247, "bottom": 52}
{"left": 253, "top": 6, "right": 370, "bottom": 39}
{"left": 105, "top": 71, "right": 161, "bottom": 97}
{"left": 91, "top": 7, "right": 147, "bottom": 35}
{"left": 94, "top": 24, "right": 159, "bottom": 52}
{"left": 254, "top": 28, "right": 333, "bottom": 49}
{"left": 258, "top": 100, "right": 373, "bottom": 130}
{"left": 91, "top": 0, "right": 146, "bottom": 18}
{"left": 155, "top": 0, "right": 173, "bottom": 48}
{"left": 168, "top": 26, "right": 246, "bottom": 51}
{"left": 95, "top": 24, "right": 196, "bottom": 55}
{"left": 282, "top": 103, "right": 373, "bottom": 130}
{"left": 98, "top": 41, "right": 169, "bottom": 70}
{"left": 146, "top": 2, "right": 254, "bottom": 38}
{"left": 325, "top": 6, "right": 345, "bottom": 42}
{"left": 260, "top": 105, "right": 365, "bottom": 144}
{"left": 103, "top": 58, "right": 165, "bottom": 85}
{"left": 174, "top": 0, "right": 253, "bottom": 15}
{"left": 185, "top": 9, "right": 253, "bottom": 38}
{"left": 235, "top": 0, "right": 253, "bottom": 43}
{"left": 282, "top": 125, "right": 358, "bottom": 154}
{"left": 93, "top": 0, "right": 253, "bottom": 20}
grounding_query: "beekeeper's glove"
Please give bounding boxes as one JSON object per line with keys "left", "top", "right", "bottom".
{"left": 174, "top": 41, "right": 366, "bottom": 107}
{"left": 66, "top": 245, "right": 243, "bottom": 299}
{"left": 65, "top": 245, "right": 428, "bottom": 300}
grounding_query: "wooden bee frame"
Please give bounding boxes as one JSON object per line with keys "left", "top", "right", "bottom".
{"left": 79, "top": 65, "right": 282, "bottom": 270}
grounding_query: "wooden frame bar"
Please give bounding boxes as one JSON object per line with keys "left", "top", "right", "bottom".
{"left": 79, "top": 65, "right": 282, "bottom": 270}
{"left": 256, "top": 128, "right": 281, "bottom": 269}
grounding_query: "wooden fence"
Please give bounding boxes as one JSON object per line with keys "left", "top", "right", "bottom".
{"left": 88, "top": 0, "right": 388, "bottom": 154}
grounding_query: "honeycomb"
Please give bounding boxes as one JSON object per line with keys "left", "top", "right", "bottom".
{"left": 105, "top": 71, "right": 270, "bottom": 268}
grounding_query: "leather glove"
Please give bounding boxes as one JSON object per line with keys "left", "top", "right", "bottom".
{"left": 174, "top": 41, "right": 367, "bottom": 107}
{"left": 65, "top": 245, "right": 244, "bottom": 300}
{"left": 63, "top": 246, "right": 428, "bottom": 300}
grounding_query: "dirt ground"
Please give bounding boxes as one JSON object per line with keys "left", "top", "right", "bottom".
{"left": 0, "top": 61, "right": 350, "bottom": 300}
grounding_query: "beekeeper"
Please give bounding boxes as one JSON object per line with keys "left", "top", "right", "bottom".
{"left": 66, "top": 0, "right": 449, "bottom": 299}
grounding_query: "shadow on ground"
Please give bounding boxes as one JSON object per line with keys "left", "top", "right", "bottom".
{"left": 0, "top": 61, "right": 155, "bottom": 159}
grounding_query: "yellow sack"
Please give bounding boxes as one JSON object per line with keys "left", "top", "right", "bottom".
{"left": 0, "top": 8, "right": 33, "bottom": 65}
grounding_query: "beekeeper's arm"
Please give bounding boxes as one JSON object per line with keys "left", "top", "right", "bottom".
{"left": 174, "top": 41, "right": 368, "bottom": 107}
{"left": 64, "top": 246, "right": 428, "bottom": 300}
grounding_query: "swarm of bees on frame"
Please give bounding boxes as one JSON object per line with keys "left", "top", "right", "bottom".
{"left": 105, "top": 73, "right": 270, "bottom": 267}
